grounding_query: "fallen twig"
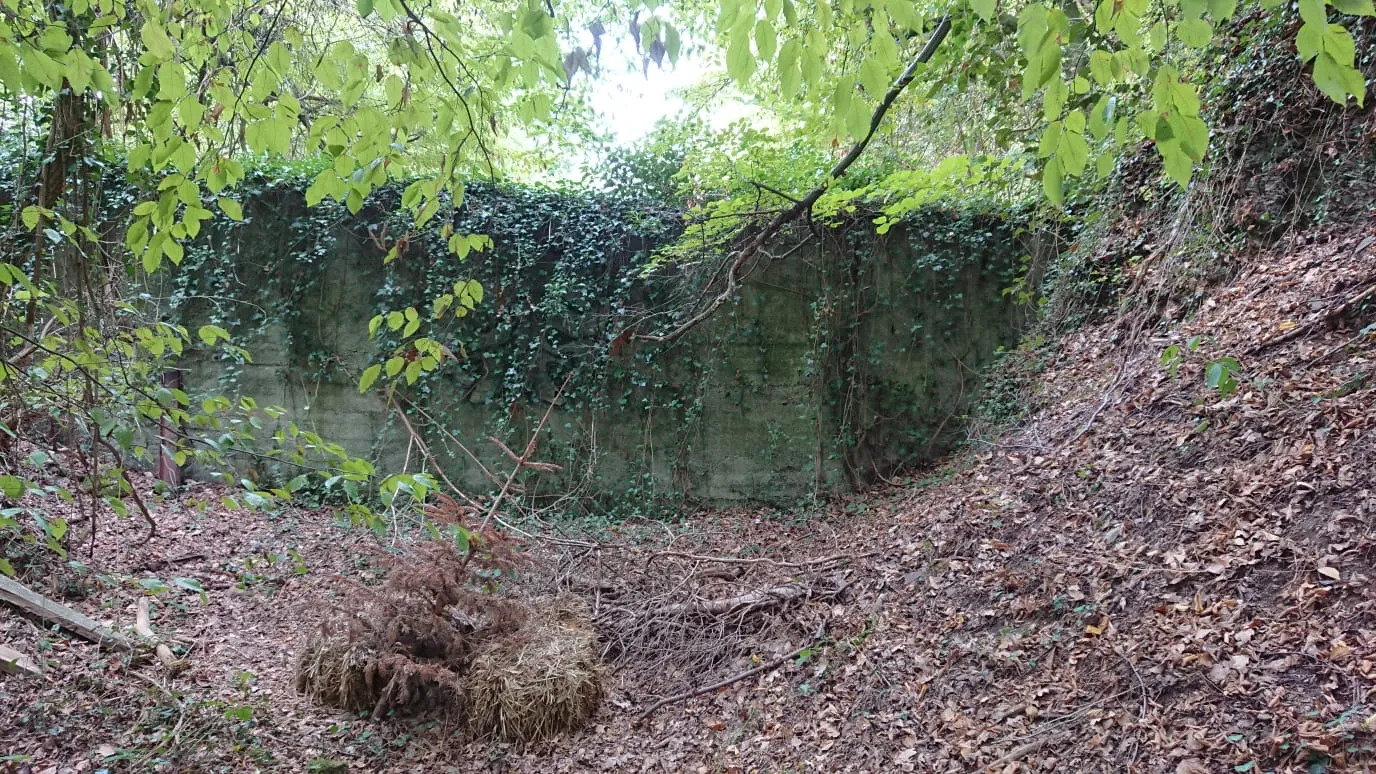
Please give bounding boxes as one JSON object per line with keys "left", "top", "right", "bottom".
{"left": 983, "top": 731, "right": 1071, "bottom": 771}
{"left": 475, "top": 374, "right": 570, "bottom": 535}
{"left": 657, "top": 577, "right": 847, "bottom": 618}
{"left": 133, "top": 553, "right": 207, "bottom": 573}
{"left": 647, "top": 550, "right": 871, "bottom": 569}
{"left": 635, "top": 620, "right": 828, "bottom": 722}
{"left": 135, "top": 597, "right": 182, "bottom": 672}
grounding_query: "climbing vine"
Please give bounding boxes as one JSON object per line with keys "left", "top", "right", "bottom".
{"left": 147, "top": 166, "right": 1034, "bottom": 513}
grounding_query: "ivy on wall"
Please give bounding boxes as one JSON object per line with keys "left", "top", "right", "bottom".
{"left": 1, "top": 153, "right": 1036, "bottom": 512}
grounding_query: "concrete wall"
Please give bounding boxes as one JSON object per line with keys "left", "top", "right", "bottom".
{"left": 172, "top": 199, "right": 1029, "bottom": 507}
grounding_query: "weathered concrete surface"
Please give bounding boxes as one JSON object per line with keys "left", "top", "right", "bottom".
{"left": 173, "top": 204, "right": 1029, "bottom": 506}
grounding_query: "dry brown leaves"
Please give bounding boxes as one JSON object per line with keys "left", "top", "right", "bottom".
{"left": 4, "top": 225, "right": 1376, "bottom": 772}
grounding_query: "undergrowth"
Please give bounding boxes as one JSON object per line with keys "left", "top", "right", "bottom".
{"left": 295, "top": 496, "right": 600, "bottom": 742}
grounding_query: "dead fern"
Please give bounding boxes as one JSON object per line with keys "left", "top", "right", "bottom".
{"left": 296, "top": 497, "right": 600, "bottom": 739}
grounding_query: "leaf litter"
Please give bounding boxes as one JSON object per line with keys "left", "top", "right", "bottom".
{"left": 3, "top": 223, "right": 1376, "bottom": 772}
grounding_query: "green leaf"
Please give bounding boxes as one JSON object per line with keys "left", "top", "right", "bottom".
{"left": 198, "top": 325, "right": 231, "bottom": 346}
{"left": 1043, "top": 156, "right": 1064, "bottom": 204}
{"left": 1178, "top": 115, "right": 1210, "bottom": 160}
{"left": 1322, "top": 22, "right": 1356, "bottom": 63}
{"left": 1330, "top": 0, "right": 1374, "bottom": 13}
{"left": 755, "top": 19, "right": 778, "bottom": 62}
{"left": 1061, "top": 132, "right": 1091, "bottom": 176}
{"left": 1178, "top": 17, "right": 1213, "bottom": 48}
{"left": 138, "top": 577, "right": 170, "bottom": 594}
{"left": 217, "top": 198, "right": 244, "bottom": 221}
{"left": 358, "top": 364, "right": 381, "bottom": 393}
{"left": 462, "top": 279, "right": 484, "bottom": 305}
{"left": 972, "top": 0, "right": 998, "bottom": 21}
{"left": 358, "top": 0, "right": 375, "bottom": 16}
{"left": 1296, "top": 22, "right": 1325, "bottom": 60}
{"left": 1298, "top": 0, "right": 1328, "bottom": 25}
{"left": 141, "top": 22, "right": 176, "bottom": 60}
{"left": 1312, "top": 51, "right": 1365, "bottom": 104}
{"left": 0, "top": 475, "right": 26, "bottom": 499}
{"left": 859, "top": 56, "right": 890, "bottom": 98}
{"left": 1089, "top": 50, "right": 1114, "bottom": 84}
{"left": 726, "top": 32, "right": 756, "bottom": 85}
{"left": 1205, "top": 357, "right": 1241, "bottom": 397}
{"left": 1207, "top": 0, "right": 1238, "bottom": 18}
{"left": 1160, "top": 141, "right": 1194, "bottom": 187}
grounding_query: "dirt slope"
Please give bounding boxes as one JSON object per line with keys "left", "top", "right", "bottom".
{"left": 3, "top": 223, "right": 1375, "bottom": 773}
{"left": 507, "top": 222, "right": 1376, "bottom": 772}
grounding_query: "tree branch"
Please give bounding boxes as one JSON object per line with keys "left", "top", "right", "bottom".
{"left": 630, "top": 15, "right": 953, "bottom": 346}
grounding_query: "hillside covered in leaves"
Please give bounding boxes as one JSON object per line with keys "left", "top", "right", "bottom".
{"left": 3, "top": 0, "right": 1376, "bottom": 771}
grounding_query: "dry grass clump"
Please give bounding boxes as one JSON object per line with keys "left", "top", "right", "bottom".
{"left": 295, "top": 638, "right": 383, "bottom": 713}
{"left": 295, "top": 498, "right": 601, "bottom": 740}
{"left": 464, "top": 596, "right": 601, "bottom": 742}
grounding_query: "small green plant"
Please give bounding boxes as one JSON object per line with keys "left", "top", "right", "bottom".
{"left": 1161, "top": 337, "right": 1243, "bottom": 399}
{"left": 1205, "top": 357, "right": 1243, "bottom": 398}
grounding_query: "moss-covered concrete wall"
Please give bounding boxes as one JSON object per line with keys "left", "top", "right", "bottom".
{"left": 169, "top": 187, "right": 1030, "bottom": 508}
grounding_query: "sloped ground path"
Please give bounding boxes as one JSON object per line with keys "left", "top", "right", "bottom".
{"left": 3, "top": 223, "right": 1375, "bottom": 772}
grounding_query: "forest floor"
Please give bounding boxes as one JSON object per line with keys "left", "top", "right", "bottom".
{"left": 4, "top": 221, "right": 1376, "bottom": 773}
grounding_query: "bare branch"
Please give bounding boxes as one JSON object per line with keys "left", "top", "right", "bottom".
{"left": 630, "top": 16, "right": 953, "bottom": 346}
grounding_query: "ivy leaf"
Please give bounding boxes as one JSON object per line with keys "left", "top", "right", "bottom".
{"left": 358, "top": 364, "right": 381, "bottom": 393}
